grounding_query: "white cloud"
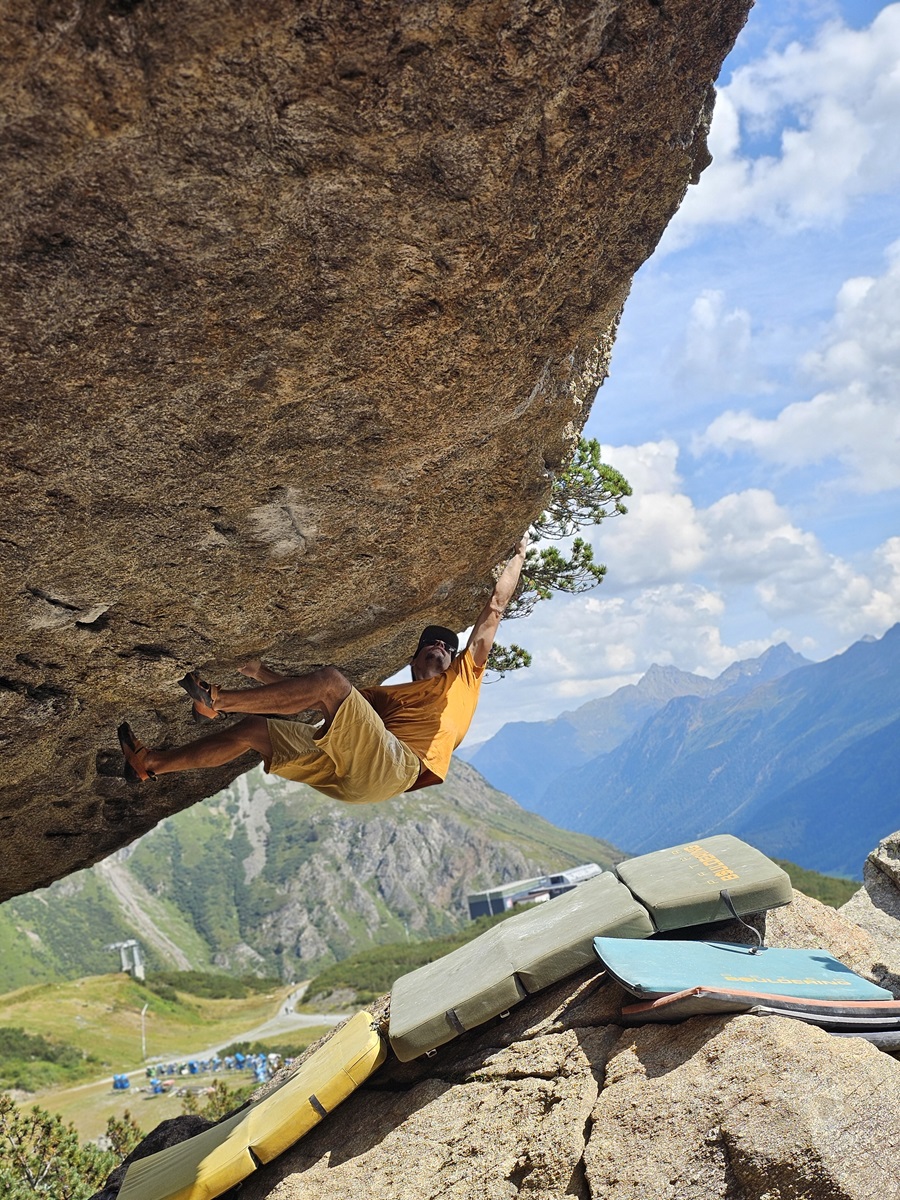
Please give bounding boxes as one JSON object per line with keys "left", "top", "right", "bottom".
{"left": 695, "top": 243, "right": 900, "bottom": 490}
{"left": 674, "top": 290, "right": 769, "bottom": 395}
{"left": 591, "top": 441, "right": 708, "bottom": 585}
{"left": 668, "top": 4, "right": 900, "bottom": 240}
{"left": 595, "top": 446, "right": 867, "bottom": 622}
{"left": 586, "top": 445, "right": 870, "bottom": 616}
{"left": 702, "top": 489, "right": 822, "bottom": 585}
{"left": 468, "top": 439, "right": 900, "bottom": 740}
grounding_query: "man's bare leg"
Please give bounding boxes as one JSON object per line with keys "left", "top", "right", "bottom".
{"left": 144, "top": 716, "right": 273, "bottom": 777}
{"left": 212, "top": 665, "right": 352, "bottom": 727}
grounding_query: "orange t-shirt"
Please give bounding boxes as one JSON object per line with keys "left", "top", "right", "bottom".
{"left": 359, "top": 648, "right": 485, "bottom": 789}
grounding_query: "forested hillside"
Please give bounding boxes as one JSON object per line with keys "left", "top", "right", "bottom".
{"left": 0, "top": 760, "right": 620, "bottom": 993}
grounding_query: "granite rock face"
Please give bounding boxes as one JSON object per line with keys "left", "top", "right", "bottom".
{"left": 840, "top": 830, "right": 900, "bottom": 992}
{"left": 96, "top": 886, "right": 900, "bottom": 1200}
{"left": 0, "top": 0, "right": 750, "bottom": 900}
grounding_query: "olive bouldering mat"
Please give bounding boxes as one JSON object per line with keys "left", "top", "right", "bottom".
{"left": 389, "top": 872, "right": 652, "bottom": 1061}
{"left": 614, "top": 835, "right": 793, "bottom": 930}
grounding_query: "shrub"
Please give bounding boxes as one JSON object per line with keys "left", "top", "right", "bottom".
{"left": 0, "top": 1027, "right": 97, "bottom": 1091}
{"left": 0, "top": 1095, "right": 141, "bottom": 1199}
{"left": 144, "top": 972, "right": 281, "bottom": 1000}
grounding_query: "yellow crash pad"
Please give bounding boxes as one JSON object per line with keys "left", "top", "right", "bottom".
{"left": 118, "top": 1011, "right": 387, "bottom": 1200}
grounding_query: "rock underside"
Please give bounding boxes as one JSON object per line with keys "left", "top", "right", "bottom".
{"left": 95, "top": 841, "right": 900, "bottom": 1200}
{"left": 1, "top": 0, "right": 750, "bottom": 900}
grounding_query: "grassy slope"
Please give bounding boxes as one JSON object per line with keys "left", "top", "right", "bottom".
{"left": 0, "top": 871, "right": 216, "bottom": 992}
{"left": 0, "top": 875, "right": 139, "bottom": 990}
{"left": 0, "top": 975, "right": 290, "bottom": 1073}
{"left": 0, "top": 975, "right": 334, "bottom": 1140}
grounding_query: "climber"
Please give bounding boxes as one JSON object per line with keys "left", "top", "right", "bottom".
{"left": 118, "top": 534, "right": 528, "bottom": 803}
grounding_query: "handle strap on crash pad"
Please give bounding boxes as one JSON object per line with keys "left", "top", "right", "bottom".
{"left": 720, "top": 889, "right": 766, "bottom": 954}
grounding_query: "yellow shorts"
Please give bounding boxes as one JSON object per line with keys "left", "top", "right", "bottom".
{"left": 265, "top": 687, "right": 421, "bottom": 804}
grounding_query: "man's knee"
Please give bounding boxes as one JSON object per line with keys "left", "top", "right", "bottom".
{"left": 315, "top": 665, "right": 352, "bottom": 703}
{"left": 236, "top": 716, "right": 272, "bottom": 759}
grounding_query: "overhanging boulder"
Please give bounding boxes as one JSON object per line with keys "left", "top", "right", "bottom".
{"left": 0, "top": 0, "right": 751, "bottom": 900}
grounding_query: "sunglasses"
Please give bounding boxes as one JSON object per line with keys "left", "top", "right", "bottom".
{"left": 419, "top": 638, "right": 456, "bottom": 654}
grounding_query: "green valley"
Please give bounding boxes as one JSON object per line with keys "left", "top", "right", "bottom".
{"left": 0, "top": 758, "right": 622, "bottom": 993}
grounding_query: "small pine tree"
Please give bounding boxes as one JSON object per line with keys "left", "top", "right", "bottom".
{"left": 103, "top": 1110, "right": 144, "bottom": 1161}
{"left": 488, "top": 437, "right": 631, "bottom": 674}
{"left": 0, "top": 1094, "right": 127, "bottom": 1199}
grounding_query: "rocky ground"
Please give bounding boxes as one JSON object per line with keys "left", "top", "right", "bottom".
{"left": 95, "top": 832, "right": 900, "bottom": 1200}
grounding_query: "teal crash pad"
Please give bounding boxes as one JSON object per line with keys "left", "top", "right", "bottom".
{"left": 593, "top": 937, "right": 894, "bottom": 1001}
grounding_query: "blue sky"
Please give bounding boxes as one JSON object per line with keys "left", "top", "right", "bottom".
{"left": 464, "top": 0, "right": 900, "bottom": 741}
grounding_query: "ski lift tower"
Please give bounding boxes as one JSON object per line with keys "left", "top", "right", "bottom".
{"left": 104, "top": 939, "right": 146, "bottom": 981}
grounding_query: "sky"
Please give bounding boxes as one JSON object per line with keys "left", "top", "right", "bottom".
{"left": 463, "top": 0, "right": 900, "bottom": 743}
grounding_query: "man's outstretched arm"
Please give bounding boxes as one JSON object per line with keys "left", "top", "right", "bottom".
{"left": 466, "top": 534, "right": 529, "bottom": 668}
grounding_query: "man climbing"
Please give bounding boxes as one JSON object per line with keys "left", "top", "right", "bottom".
{"left": 118, "top": 535, "right": 528, "bottom": 803}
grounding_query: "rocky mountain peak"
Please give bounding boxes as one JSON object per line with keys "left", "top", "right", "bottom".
{"left": 634, "top": 661, "right": 712, "bottom": 698}
{"left": 716, "top": 641, "right": 810, "bottom": 689}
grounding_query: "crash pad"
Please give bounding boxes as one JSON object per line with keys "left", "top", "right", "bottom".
{"left": 502, "top": 869, "right": 655, "bottom": 993}
{"left": 832, "top": 1030, "right": 900, "bottom": 1050}
{"left": 389, "top": 838, "right": 795, "bottom": 1062}
{"left": 614, "top": 835, "right": 793, "bottom": 931}
{"left": 387, "top": 921, "right": 527, "bottom": 1063}
{"left": 621, "top": 986, "right": 900, "bottom": 1022}
{"left": 620, "top": 988, "right": 900, "bottom": 1054}
{"left": 389, "top": 872, "right": 652, "bottom": 1061}
{"left": 594, "top": 937, "right": 894, "bottom": 1002}
{"left": 117, "top": 1011, "right": 386, "bottom": 1200}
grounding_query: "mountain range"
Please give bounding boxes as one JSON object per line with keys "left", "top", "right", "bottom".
{"left": 464, "top": 641, "right": 810, "bottom": 805}
{"left": 0, "top": 759, "right": 621, "bottom": 995}
{"left": 467, "top": 626, "right": 900, "bottom": 877}
{"left": 3, "top": 630, "right": 894, "bottom": 992}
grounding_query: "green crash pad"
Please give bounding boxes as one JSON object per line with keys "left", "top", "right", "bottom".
{"left": 117, "top": 1011, "right": 386, "bottom": 1200}
{"left": 615, "top": 835, "right": 793, "bottom": 931}
{"left": 504, "top": 869, "right": 655, "bottom": 993}
{"left": 388, "top": 920, "right": 527, "bottom": 1064}
{"left": 389, "top": 871, "right": 653, "bottom": 1062}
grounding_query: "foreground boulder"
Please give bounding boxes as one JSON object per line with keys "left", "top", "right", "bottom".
{"left": 0, "top": 0, "right": 750, "bottom": 901}
{"left": 236, "top": 892, "right": 900, "bottom": 1200}
{"left": 840, "top": 831, "right": 900, "bottom": 992}
{"left": 586, "top": 1015, "right": 897, "bottom": 1200}
{"left": 96, "top": 872, "right": 900, "bottom": 1200}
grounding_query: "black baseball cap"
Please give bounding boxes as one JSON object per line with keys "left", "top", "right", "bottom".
{"left": 415, "top": 625, "right": 459, "bottom": 656}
